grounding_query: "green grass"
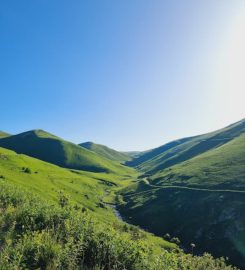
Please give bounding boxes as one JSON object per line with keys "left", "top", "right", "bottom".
{"left": 80, "top": 141, "right": 131, "bottom": 163}
{"left": 0, "top": 130, "right": 135, "bottom": 174}
{"left": 0, "top": 181, "right": 235, "bottom": 270}
{"left": 151, "top": 133, "right": 245, "bottom": 189}
{"left": 0, "top": 146, "right": 173, "bottom": 252}
{"left": 0, "top": 146, "right": 135, "bottom": 219}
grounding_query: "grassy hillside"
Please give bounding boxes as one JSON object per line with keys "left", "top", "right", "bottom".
{"left": 0, "top": 146, "right": 232, "bottom": 269}
{"left": 0, "top": 146, "right": 172, "bottom": 245}
{"left": 0, "top": 146, "right": 127, "bottom": 218}
{"left": 0, "top": 130, "right": 134, "bottom": 174}
{"left": 151, "top": 133, "right": 245, "bottom": 189}
{"left": 80, "top": 141, "right": 131, "bottom": 163}
{"left": 127, "top": 119, "right": 245, "bottom": 175}
{"left": 0, "top": 131, "right": 11, "bottom": 138}
{"left": 119, "top": 129, "right": 245, "bottom": 268}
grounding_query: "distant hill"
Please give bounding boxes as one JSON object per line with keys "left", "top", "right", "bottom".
{"left": 0, "top": 131, "right": 11, "bottom": 138}
{"left": 0, "top": 129, "right": 134, "bottom": 174}
{"left": 80, "top": 141, "right": 131, "bottom": 163}
{"left": 122, "top": 151, "right": 144, "bottom": 158}
{"left": 127, "top": 118, "right": 245, "bottom": 175}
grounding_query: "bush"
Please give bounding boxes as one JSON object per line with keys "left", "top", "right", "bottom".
{"left": 0, "top": 182, "right": 238, "bottom": 270}
{"left": 22, "top": 167, "right": 31, "bottom": 174}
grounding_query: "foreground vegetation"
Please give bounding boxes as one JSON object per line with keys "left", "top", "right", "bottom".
{"left": 0, "top": 181, "right": 237, "bottom": 270}
{"left": 0, "top": 119, "right": 244, "bottom": 269}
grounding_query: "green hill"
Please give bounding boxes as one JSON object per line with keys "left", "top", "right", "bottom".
{"left": 127, "top": 118, "right": 245, "bottom": 175}
{"left": 0, "top": 146, "right": 120, "bottom": 217}
{"left": 0, "top": 130, "right": 134, "bottom": 174}
{"left": 0, "top": 146, "right": 236, "bottom": 270}
{"left": 119, "top": 121, "right": 245, "bottom": 269}
{"left": 151, "top": 133, "right": 245, "bottom": 189}
{"left": 0, "top": 131, "right": 11, "bottom": 138}
{"left": 0, "top": 120, "right": 244, "bottom": 269}
{"left": 80, "top": 141, "right": 131, "bottom": 163}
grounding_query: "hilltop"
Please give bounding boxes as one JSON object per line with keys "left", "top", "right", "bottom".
{"left": 80, "top": 141, "right": 131, "bottom": 163}
{"left": 0, "top": 129, "right": 134, "bottom": 174}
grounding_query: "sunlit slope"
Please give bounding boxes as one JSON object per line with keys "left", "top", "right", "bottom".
{"left": 151, "top": 133, "right": 245, "bottom": 189}
{"left": 0, "top": 130, "right": 134, "bottom": 174}
{"left": 0, "top": 146, "right": 136, "bottom": 217}
{"left": 80, "top": 141, "right": 131, "bottom": 163}
{"left": 0, "top": 131, "right": 11, "bottom": 138}
{"left": 127, "top": 118, "right": 245, "bottom": 174}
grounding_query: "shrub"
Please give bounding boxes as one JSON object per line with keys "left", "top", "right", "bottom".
{"left": 0, "top": 182, "right": 238, "bottom": 270}
{"left": 22, "top": 167, "right": 31, "bottom": 174}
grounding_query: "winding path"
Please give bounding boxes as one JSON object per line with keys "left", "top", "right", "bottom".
{"left": 123, "top": 178, "right": 245, "bottom": 198}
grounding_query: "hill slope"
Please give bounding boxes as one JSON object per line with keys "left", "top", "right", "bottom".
{"left": 119, "top": 122, "right": 245, "bottom": 269}
{"left": 0, "top": 146, "right": 236, "bottom": 270}
{"left": 150, "top": 133, "right": 245, "bottom": 189}
{"left": 127, "top": 118, "right": 245, "bottom": 175}
{"left": 80, "top": 141, "right": 131, "bottom": 163}
{"left": 0, "top": 130, "right": 134, "bottom": 174}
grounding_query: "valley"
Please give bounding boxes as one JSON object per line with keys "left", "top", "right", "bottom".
{"left": 0, "top": 119, "right": 244, "bottom": 269}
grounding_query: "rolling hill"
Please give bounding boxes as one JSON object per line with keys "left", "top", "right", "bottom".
{"left": 0, "top": 130, "right": 134, "bottom": 174}
{"left": 80, "top": 141, "right": 131, "bottom": 163}
{"left": 119, "top": 119, "right": 245, "bottom": 269}
{"left": 150, "top": 133, "right": 245, "bottom": 189}
{"left": 127, "top": 118, "right": 245, "bottom": 175}
{"left": 0, "top": 145, "right": 235, "bottom": 269}
{"left": 0, "top": 120, "right": 244, "bottom": 268}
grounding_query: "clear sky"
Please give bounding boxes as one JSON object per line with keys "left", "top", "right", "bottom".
{"left": 1, "top": 1, "right": 244, "bottom": 151}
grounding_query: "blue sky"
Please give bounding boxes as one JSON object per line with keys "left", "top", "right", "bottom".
{"left": 1, "top": 1, "right": 244, "bottom": 150}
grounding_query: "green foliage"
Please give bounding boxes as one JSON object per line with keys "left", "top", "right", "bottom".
{"left": 22, "top": 167, "right": 32, "bottom": 173}
{"left": 0, "top": 182, "right": 237, "bottom": 270}
{"left": 58, "top": 191, "right": 69, "bottom": 208}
